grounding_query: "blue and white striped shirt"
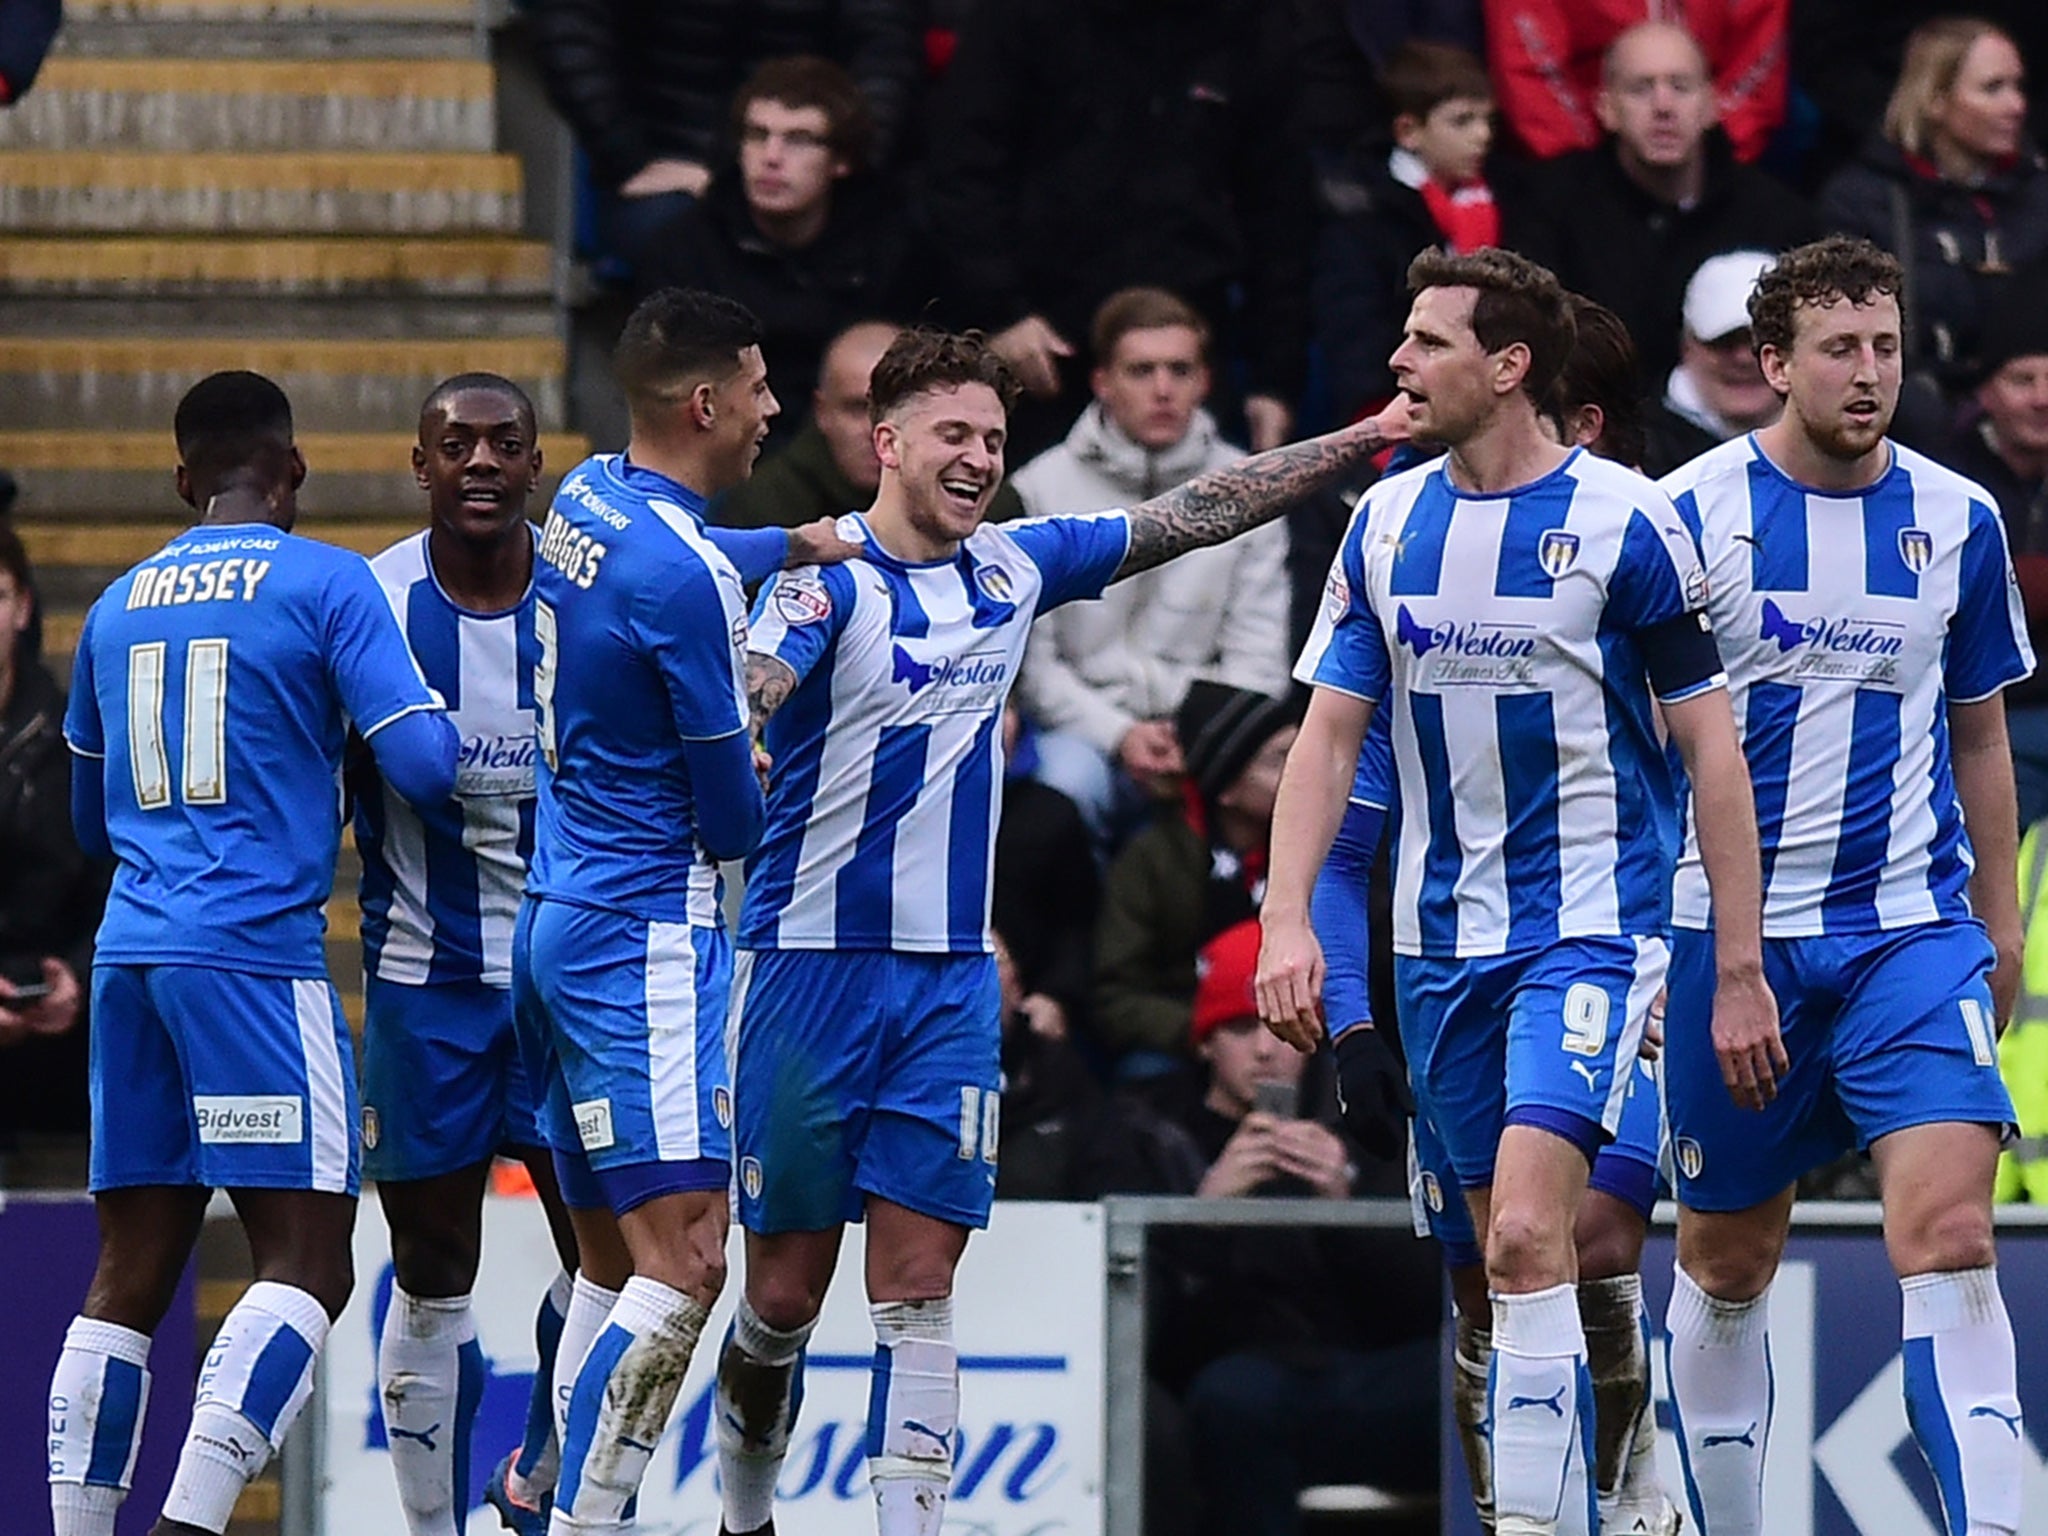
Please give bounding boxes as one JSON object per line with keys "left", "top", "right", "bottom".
{"left": 1663, "top": 435, "right": 2034, "bottom": 935}
{"left": 356, "top": 530, "right": 538, "bottom": 987}
{"left": 741, "top": 509, "right": 1130, "bottom": 952}
{"left": 1299, "top": 449, "right": 1718, "bottom": 958}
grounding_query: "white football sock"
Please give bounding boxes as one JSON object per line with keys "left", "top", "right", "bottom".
{"left": 48, "top": 1316, "right": 152, "bottom": 1536}
{"left": 1901, "top": 1267, "right": 2022, "bottom": 1536}
{"left": 1665, "top": 1266, "right": 1771, "bottom": 1536}
{"left": 162, "top": 1281, "right": 329, "bottom": 1533}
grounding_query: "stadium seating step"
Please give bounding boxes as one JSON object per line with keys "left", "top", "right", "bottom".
{"left": 67, "top": 0, "right": 473, "bottom": 19}
{"left": 0, "top": 333, "right": 569, "bottom": 431}
{"left": 0, "top": 293, "right": 561, "bottom": 341}
{"left": 0, "top": 429, "right": 587, "bottom": 518}
{"left": 0, "top": 58, "right": 497, "bottom": 153}
{"left": 0, "top": 150, "right": 524, "bottom": 234}
{"left": 0, "top": 236, "right": 552, "bottom": 300}
{"left": 53, "top": 0, "right": 480, "bottom": 62}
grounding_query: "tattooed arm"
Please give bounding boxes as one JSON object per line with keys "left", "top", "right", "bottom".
{"left": 746, "top": 652, "right": 798, "bottom": 743}
{"left": 1116, "top": 396, "right": 1411, "bottom": 580}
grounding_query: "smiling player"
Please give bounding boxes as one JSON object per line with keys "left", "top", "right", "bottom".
{"left": 717, "top": 327, "right": 1411, "bottom": 1536}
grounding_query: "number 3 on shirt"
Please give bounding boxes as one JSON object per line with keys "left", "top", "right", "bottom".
{"left": 534, "top": 599, "right": 560, "bottom": 772}
{"left": 127, "top": 638, "right": 228, "bottom": 808}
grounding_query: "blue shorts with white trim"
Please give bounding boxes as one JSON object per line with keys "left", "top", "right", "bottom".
{"left": 1664, "top": 920, "right": 2016, "bottom": 1212}
{"left": 360, "top": 975, "right": 542, "bottom": 1183}
{"left": 511, "top": 896, "right": 732, "bottom": 1182}
{"left": 1409, "top": 1052, "right": 1665, "bottom": 1267}
{"left": 89, "top": 964, "right": 360, "bottom": 1194}
{"left": 1395, "top": 934, "right": 1667, "bottom": 1190}
{"left": 729, "top": 948, "right": 1001, "bottom": 1234}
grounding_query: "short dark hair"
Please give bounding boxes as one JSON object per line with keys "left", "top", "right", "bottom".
{"left": 1407, "top": 246, "right": 1576, "bottom": 401}
{"left": 1549, "top": 295, "right": 1645, "bottom": 466}
{"left": 1748, "top": 235, "right": 1905, "bottom": 357}
{"left": 731, "top": 54, "right": 877, "bottom": 174}
{"left": 419, "top": 372, "right": 536, "bottom": 438}
{"left": 1381, "top": 40, "right": 1493, "bottom": 122}
{"left": 613, "top": 288, "right": 763, "bottom": 414}
{"left": 1090, "top": 287, "right": 1211, "bottom": 367}
{"left": 173, "top": 370, "right": 294, "bottom": 474}
{"left": 867, "top": 328, "right": 1021, "bottom": 425}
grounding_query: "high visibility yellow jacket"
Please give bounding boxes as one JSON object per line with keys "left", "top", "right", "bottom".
{"left": 1997, "top": 822, "right": 2048, "bottom": 1200}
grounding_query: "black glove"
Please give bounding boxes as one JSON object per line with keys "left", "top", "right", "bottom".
{"left": 1333, "top": 1025, "right": 1414, "bottom": 1162}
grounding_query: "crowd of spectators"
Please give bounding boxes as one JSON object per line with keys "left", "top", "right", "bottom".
{"left": 518, "top": 3, "right": 2048, "bottom": 1517}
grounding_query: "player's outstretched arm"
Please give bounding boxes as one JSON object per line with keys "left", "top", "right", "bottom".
{"left": 1256, "top": 685, "right": 1374, "bottom": 1054}
{"left": 1663, "top": 688, "right": 1782, "bottom": 1111}
{"left": 1950, "top": 696, "right": 2025, "bottom": 1025}
{"left": 1115, "top": 397, "right": 1411, "bottom": 580}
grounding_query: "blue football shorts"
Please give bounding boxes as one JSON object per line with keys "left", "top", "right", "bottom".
{"left": 1394, "top": 934, "right": 1666, "bottom": 1190}
{"left": 359, "top": 975, "right": 543, "bottom": 1183}
{"left": 728, "top": 948, "right": 1001, "bottom": 1234}
{"left": 511, "top": 897, "right": 733, "bottom": 1196}
{"left": 1408, "top": 1053, "right": 1665, "bottom": 1268}
{"left": 1664, "top": 920, "right": 2016, "bottom": 1212}
{"left": 90, "top": 964, "right": 359, "bottom": 1195}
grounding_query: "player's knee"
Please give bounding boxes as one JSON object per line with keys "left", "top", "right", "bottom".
{"left": 1678, "top": 1232, "right": 1777, "bottom": 1302}
{"left": 388, "top": 1226, "right": 480, "bottom": 1299}
{"left": 867, "top": 1250, "right": 956, "bottom": 1305}
{"left": 748, "top": 1269, "right": 829, "bottom": 1332}
{"left": 1573, "top": 1204, "right": 1645, "bottom": 1283}
{"left": 1896, "top": 1199, "right": 1995, "bottom": 1277}
{"left": 1486, "top": 1205, "right": 1572, "bottom": 1291}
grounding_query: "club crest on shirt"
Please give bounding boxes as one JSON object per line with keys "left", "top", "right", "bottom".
{"left": 1898, "top": 527, "right": 1933, "bottom": 574}
{"left": 731, "top": 615, "right": 749, "bottom": 657}
{"left": 1538, "top": 529, "right": 1580, "bottom": 578}
{"left": 975, "top": 562, "right": 1015, "bottom": 602}
{"left": 713, "top": 1086, "right": 733, "bottom": 1128}
{"left": 774, "top": 575, "right": 832, "bottom": 627}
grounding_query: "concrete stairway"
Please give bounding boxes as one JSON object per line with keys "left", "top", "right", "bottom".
{"left": 2, "top": 0, "right": 587, "bottom": 689}
{"left": 0, "top": 18, "right": 586, "bottom": 1526}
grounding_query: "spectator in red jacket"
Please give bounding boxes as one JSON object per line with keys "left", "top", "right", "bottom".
{"left": 1484, "top": 0, "right": 1788, "bottom": 163}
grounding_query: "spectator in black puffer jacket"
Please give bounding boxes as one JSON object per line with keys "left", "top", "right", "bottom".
{"left": 1820, "top": 17, "right": 2048, "bottom": 398}
{"left": 530, "top": 0, "right": 918, "bottom": 275}
{"left": 0, "top": 525, "right": 108, "bottom": 1154}
{"left": 922, "top": 0, "right": 1313, "bottom": 460}
{"left": 638, "top": 56, "right": 927, "bottom": 444}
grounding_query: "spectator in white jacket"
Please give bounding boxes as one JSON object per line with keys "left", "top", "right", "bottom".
{"left": 1012, "top": 287, "right": 1291, "bottom": 841}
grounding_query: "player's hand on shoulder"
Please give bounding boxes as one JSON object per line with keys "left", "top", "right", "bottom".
{"left": 785, "top": 517, "right": 863, "bottom": 570}
{"left": 1255, "top": 912, "right": 1325, "bottom": 1054}
{"left": 1710, "top": 964, "right": 1785, "bottom": 1112}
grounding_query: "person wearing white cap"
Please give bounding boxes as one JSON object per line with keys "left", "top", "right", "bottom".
{"left": 1642, "top": 249, "right": 1783, "bottom": 477}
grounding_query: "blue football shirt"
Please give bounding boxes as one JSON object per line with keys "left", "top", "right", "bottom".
{"left": 523, "top": 455, "right": 752, "bottom": 924}
{"left": 65, "top": 523, "right": 443, "bottom": 976}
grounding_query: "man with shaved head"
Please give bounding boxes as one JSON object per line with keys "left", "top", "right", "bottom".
{"left": 1511, "top": 19, "right": 1816, "bottom": 383}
